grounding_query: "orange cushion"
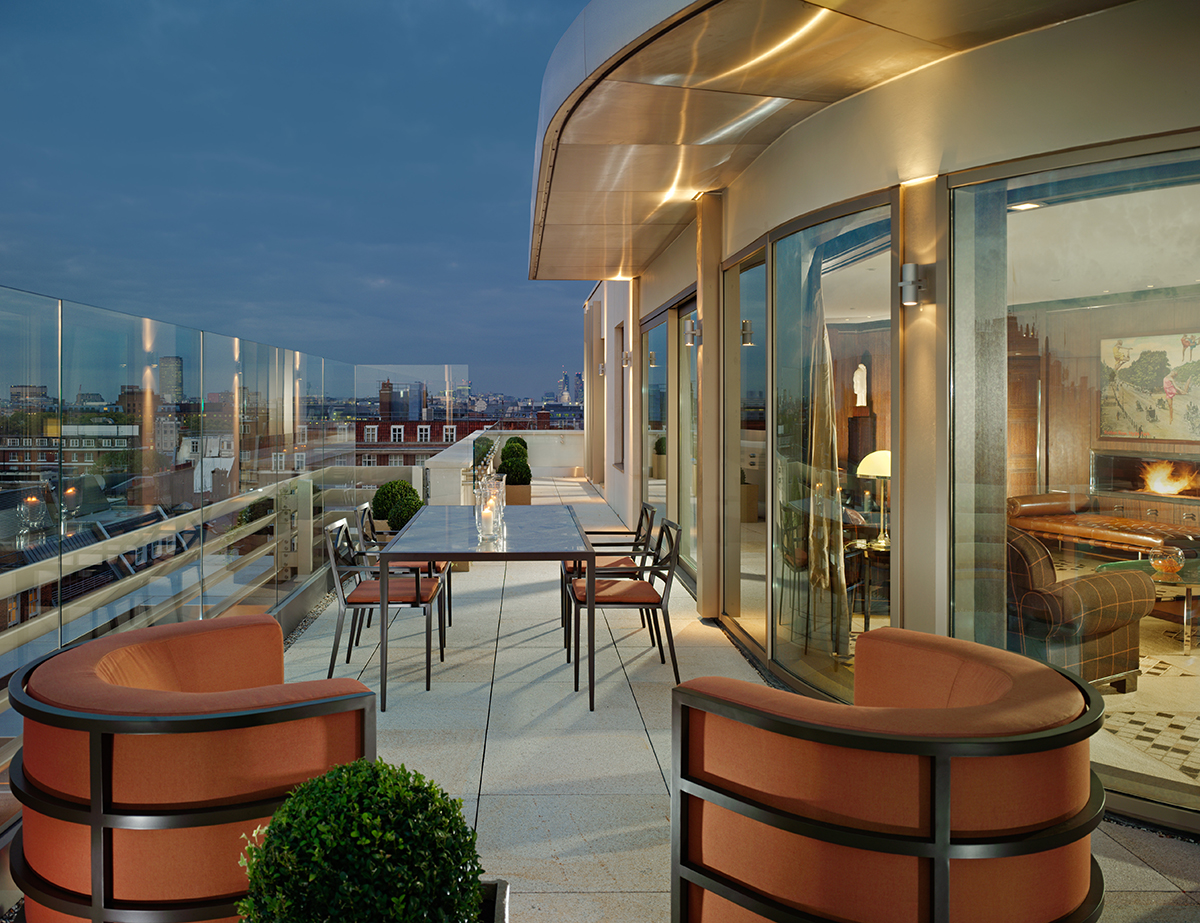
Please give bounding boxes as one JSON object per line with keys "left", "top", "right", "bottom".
{"left": 572, "top": 578, "right": 662, "bottom": 605}
{"left": 346, "top": 577, "right": 442, "bottom": 606}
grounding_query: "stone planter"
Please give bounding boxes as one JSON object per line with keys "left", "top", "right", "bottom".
{"left": 506, "top": 484, "right": 532, "bottom": 505}
{"left": 740, "top": 483, "right": 759, "bottom": 522}
{"left": 481, "top": 878, "right": 510, "bottom": 922}
{"left": 651, "top": 454, "right": 666, "bottom": 479}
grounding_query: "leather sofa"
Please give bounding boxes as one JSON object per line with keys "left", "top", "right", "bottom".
{"left": 672, "top": 627, "right": 1104, "bottom": 923}
{"left": 1007, "top": 492, "right": 1200, "bottom": 556}
{"left": 9, "top": 613, "right": 375, "bottom": 923}
{"left": 1006, "top": 525, "right": 1154, "bottom": 692}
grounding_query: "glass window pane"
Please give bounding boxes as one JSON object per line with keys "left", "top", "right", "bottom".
{"left": 678, "top": 302, "right": 700, "bottom": 574}
{"left": 773, "top": 206, "right": 892, "bottom": 698}
{"left": 952, "top": 147, "right": 1200, "bottom": 816}
{"left": 724, "top": 253, "right": 767, "bottom": 647}
{"left": 643, "top": 323, "right": 668, "bottom": 522}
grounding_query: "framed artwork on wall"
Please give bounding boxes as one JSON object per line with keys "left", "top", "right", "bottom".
{"left": 1099, "top": 331, "right": 1200, "bottom": 441}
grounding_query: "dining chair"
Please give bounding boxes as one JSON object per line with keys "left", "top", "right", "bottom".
{"left": 325, "top": 519, "right": 446, "bottom": 691}
{"left": 566, "top": 518, "right": 682, "bottom": 684}
{"left": 560, "top": 502, "right": 657, "bottom": 651}
{"left": 356, "top": 502, "right": 454, "bottom": 626}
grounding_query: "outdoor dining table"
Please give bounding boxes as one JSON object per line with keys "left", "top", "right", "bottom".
{"left": 377, "top": 504, "right": 598, "bottom": 711}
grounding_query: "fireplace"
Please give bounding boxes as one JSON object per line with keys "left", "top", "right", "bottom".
{"left": 1091, "top": 450, "right": 1200, "bottom": 508}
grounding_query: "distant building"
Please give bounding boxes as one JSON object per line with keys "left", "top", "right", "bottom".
{"left": 573, "top": 372, "right": 583, "bottom": 404}
{"left": 10, "top": 385, "right": 49, "bottom": 408}
{"left": 159, "top": 356, "right": 183, "bottom": 404}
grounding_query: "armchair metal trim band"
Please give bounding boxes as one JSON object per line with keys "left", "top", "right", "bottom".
{"left": 671, "top": 655, "right": 1106, "bottom": 923}
{"left": 8, "top": 627, "right": 377, "bottom": 923}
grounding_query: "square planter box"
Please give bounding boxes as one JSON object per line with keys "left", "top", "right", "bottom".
{"left": 506, "top": 484, "right": 531, "bottom": 505}
{"left": 481, "top": 878, "right": 509, "bottom": 922}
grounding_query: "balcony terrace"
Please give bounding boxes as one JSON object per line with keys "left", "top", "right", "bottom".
{"left": 277, "top": 478, "right": 1199, "bottom": 922}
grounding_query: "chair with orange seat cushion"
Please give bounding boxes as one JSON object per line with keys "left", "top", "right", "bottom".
{"left": 567, "top": 518, "right": 682, "bottom": 684}
{"left": 355, "top": 501, "right": 454, "bottom": 627}
{"left": 561, "top": 502, "right": 658, "bottom": 652}
{"left": 8, "top": 612, "right": 374, "bottom": 923}
{"left": 325, "top": 518, "right": 446, "bottom": 691}
{"left": 672, "top": 627, "right": 1105, "bottom": 923}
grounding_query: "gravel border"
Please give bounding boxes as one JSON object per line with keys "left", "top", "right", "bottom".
{"left": 282, "top": 591, "right": 336, "bottom": 650}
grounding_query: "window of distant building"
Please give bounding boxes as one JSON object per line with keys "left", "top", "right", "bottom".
{"left": 389, "top": 454, "right": 404, "bottom": 466}
{"left": 83, "top": 439, "right": 94, "bottom": 448}
{"left": 272, "top": 452, "right": 286, "bottom": 472}
{"left": 116, "top": 438, "right": 126, "bottom": 447}
{"left": 391, "top": 425, "right": 404, "bottom": 443}
{"left": 22, "top": 438, "right": 32, "bottom": 447}
{"left": 241, "top": 422, "right": 250, "bottom": 434}
{"left": 443, "top": 425, "right": 456, "bottom": 443}
{"left": 72, "top": 453, "right": 79, "bottom": 462}
{"left": 38, "top": 453, "right": 47, "bottom": 462}
{"left": 241, "top": 451, "right": 252, "bottom": 464}
{"left": 417, "top": 425, "right": 430, "bottom": 443}
{"left": 102, "top": 439, "right": 112, "bottom": 448}
{"left": 85, "top": 453, "right": 93, "bottom": 463}
{"left": 36, "top": 438, "right": 47, "bottom": 447}
{"left": 365, "top": 425, "right": 378, "bottom": 443}
{"left": 297, "top": 425, "right": 307, "bottom": 444}
{"left": 24, "top": 453, "right": 31, "bottom": 462}
{"left": 69, "top": 439, "right": 79, "bottom": 447}
{"left": 362, "top": 454, "right": 377, "bottom": 467}
{"left": 191, "top": 439, "right": 201, "bottom": 454}
{"left": 294, "top": 453, "right": 306, "bottom": 471}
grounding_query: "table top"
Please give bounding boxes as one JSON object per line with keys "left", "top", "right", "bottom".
{"left": 381, "top": 504, "right": 595, "bottom": 561}
{"left": 1095, "top": 557, "right": 1200, "bottom": 589}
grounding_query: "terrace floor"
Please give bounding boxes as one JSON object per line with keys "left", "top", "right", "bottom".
{"left": 285, "top": 478, "right": 1200, "bottom": 923}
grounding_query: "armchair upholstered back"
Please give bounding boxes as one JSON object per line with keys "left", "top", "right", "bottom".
{"left": 1006, "top": 525, "right": 1154, "bottom": 690}
{"left": 10, "top": 613, "right": 375, "bottom": 923}
{"left": 672, "top": 628, "right": 1104, "bottom": 923}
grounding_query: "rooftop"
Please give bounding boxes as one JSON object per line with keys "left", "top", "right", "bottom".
{"left": 284, "top": 477, "right": 1200, "bottom": 922}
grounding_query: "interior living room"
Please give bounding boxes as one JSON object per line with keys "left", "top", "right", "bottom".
{"left": 990, "top": 163, "right": 1200, "bottom": 802}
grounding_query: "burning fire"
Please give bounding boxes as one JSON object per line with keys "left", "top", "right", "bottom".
{"left": 1140, "top": 459, "right": 1200, "bottom": 495}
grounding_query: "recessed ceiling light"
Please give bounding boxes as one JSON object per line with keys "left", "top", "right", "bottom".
{"left": 1010, "top": 202, "right": 1042, "bottom": 211}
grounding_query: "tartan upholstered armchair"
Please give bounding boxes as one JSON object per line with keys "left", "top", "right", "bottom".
{"left": 1006, "top": 526, "right": 1155, "bottom": 692}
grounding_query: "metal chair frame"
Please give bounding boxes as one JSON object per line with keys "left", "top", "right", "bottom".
{"left": 325, "top": 519, "right": 446, "bottom": 691}
{"left": 567, "top": 518, "right": 682, "bottom": 684}
{"left": 356, "top": 501, "right": 454, "bottom": 626}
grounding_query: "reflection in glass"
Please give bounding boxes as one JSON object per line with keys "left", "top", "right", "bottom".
{"left": 678, "top": 303, "right": 700, "bottom": 574}
{"left": 643, "top": 323, "right": 668, "bottom": 522}
{"left": 952, "top": 147, "right": 1200, "bottom": 816}
{"left": 724, "top": 254, "right": 767, "bottom": 647}
{"left": 773, "top": 206, "right": 892, "bottom": 698}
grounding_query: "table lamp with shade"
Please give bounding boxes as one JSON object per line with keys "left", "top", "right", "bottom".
{"left": 857, "top": 449, "right": 891, "bottom": 550}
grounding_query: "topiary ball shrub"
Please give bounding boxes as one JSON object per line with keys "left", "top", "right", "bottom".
{"left": 371, "top": 479, "right": 405, "bottom": 521}
{"left": 239, "top": 759, "right": 483, "bottom": 923}
{"left": 653, "top": 436, "right": 666, "bottom": 456}
{"left": 387, "top": 480, "right": 424, "bottom": 532}
{"left": 499, "top": 441, "right": 527, "bottom": 464}
{"left": 504, "top": 436, "right": 527, "bottom": 451}
{"left": 497, "top": 456, "right": 531, "bottom": 486}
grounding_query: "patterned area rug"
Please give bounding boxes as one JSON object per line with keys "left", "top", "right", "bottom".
{"left": 1140, "top": 655, "right": 1197, "bottom": 679}
{"left": 1104, "top": 710, "right": 1200, "bottom": 781}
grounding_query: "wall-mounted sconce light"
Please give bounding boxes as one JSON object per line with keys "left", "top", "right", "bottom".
{"left": 899, "top": 263, "right": 925, "bottom": 306}
{"left": 598, "top": 362, "right": 606, "bottom": 377}
{"left": 684, "top": 317, "right": 702, "bottom": 347}
{"left": 741, "top": 319, "right": 754, "bottom": 346}
{"left": 648, "top": 350, "right": 658, "bottom": 368}
{"left": 622, "top": 350, "right": 631, "bottom": 368}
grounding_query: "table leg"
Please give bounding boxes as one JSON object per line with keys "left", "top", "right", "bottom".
{"left": 380, "top": 562, "right": 388, "bottom": 712}
{"left": 588, "top": 564, "right": 596, "bottom": 711}
{"left": 863, "top": 549, "right": 871, "bottom": 634}
{"left": 1185, "top": 587, "right": 1193, "bottom": 656}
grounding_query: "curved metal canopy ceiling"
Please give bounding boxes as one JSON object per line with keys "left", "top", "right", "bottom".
{"left": 529, "top": 0, "right": 1133, "bottom": 281}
